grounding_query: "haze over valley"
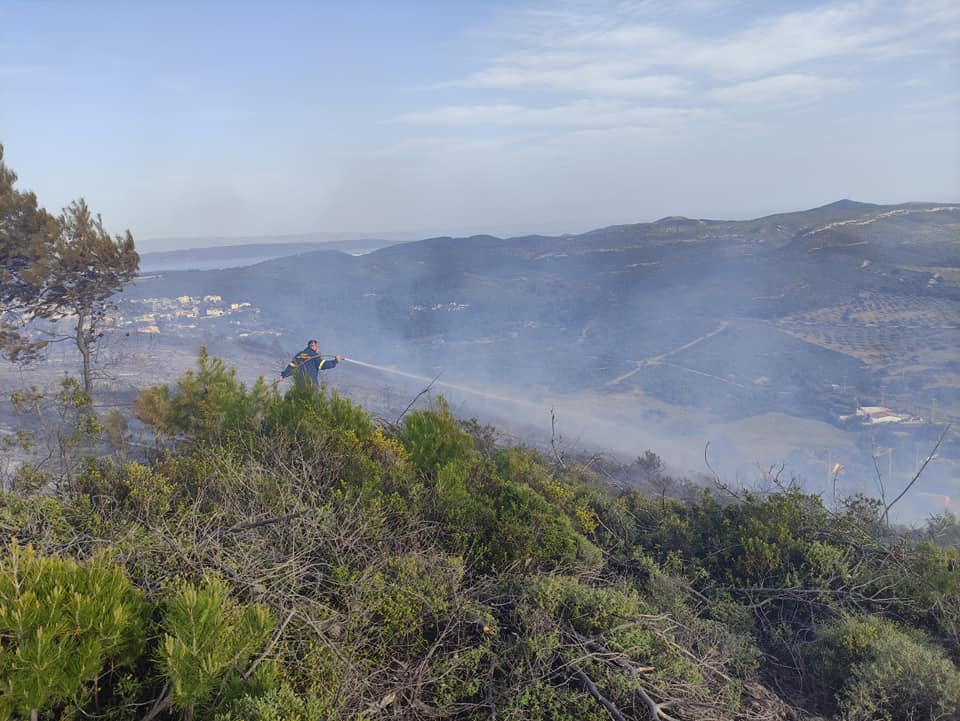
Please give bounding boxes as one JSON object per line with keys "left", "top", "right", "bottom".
{"left": 11, "top": 199, "right": 952, "bottom": 521}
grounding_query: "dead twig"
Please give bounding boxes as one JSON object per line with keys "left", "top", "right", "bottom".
{"left": 550, "top": 408, "right": 566, "bottom": 472}
{"left": 883, "top": 424, "right": 951, "bottom": 524}
{"left": 140, "top": 681, "right": 171, "bottom": 721}
{"left": 395, "top": 371, "right": 443, "bottom": 424}
{"left": 704, "top": 441, "right": 739, "bottom": 500}
{"left": 571, "top": 664, "right": 629, "bottom": 721}
{"left": 635, "top": 684, "right": 681, "bottom": 721}
{"left": 225, "top": 510, "right": 311, "bottom": 534}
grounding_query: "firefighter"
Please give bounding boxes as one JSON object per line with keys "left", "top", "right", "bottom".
{"left": 278, "top": 339, "right": 344, "bottom": 386}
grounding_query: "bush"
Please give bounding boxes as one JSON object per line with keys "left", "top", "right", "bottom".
{"left": 0, "top": 540, "right": 147, "bottom": 720}
{"left": 76, "top": 459, "right": 176, "bottom": 520}
{"left": 156, "top": 575, "right": 275, "bottom": 719}
{"left": 433, "top": 455, "right": 597, "bottom": 572}
{"left": 400, "top": 397, "right": 476, "bottom": 476}
{"left": 351, "top": 552, "right": 466, "bottom": 656}
{"left": 265, "top": 382, "right": 374, "bottom": 444}
{"left": 841, "top": 628, "right": 960, "bottom": 721}
{"left": 134, "top": 346, "right": 271, "bottom": 444}
{"left": 809, "top": 614, "right": 960, "bottom": 720}
{"left": 215, "top": 683, "right": 327, "bottom": 721}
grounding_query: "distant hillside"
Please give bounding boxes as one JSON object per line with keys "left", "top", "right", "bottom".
{"left": 122, "top": 200, "right": 960, "bottom": 510}
{"left": 128, "top": 200, "right": 960, "bottom": 411}
{"left": 138, "top": 236, "right": 407, "bottom": 272}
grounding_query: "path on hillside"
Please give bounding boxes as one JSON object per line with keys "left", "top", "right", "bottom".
{"left": 605, "top": 320, "right": 731, "bottom": 387}
{"left": 659, "top": 361, "right": 748, "bottom": 389}
{"left": 804, "top": 205, "right": 960, "bottom": 236}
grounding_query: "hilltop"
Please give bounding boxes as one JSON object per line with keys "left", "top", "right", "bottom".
{"left": 108, "top": 200, "right": 960, "bottom": 515}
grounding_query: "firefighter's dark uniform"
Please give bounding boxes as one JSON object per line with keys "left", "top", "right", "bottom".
{"left": 280, "top": 346, "right": 339, "bottom": 386}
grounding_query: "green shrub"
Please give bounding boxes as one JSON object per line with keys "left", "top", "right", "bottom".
{"left": 0, "top": 492, "right": 75, "bottom": 548}
{"left": 214, "top": 683, "right": 327, "bottom": 721}
{"left": 840, "top": 628, "right": 960, "bottom": 721}
{"left": 350, "top": 552, "right": 465, "bottom": 656}
{"left": 156, "top": 575, "right": 275, "bottom": 719}
{"left": 520, "top": 575, "right": 645, "bottom": 638}
{"left": 0, "top": 540, "right": 147, "bottom": 720}
{"left": 134, "top": 346, "right": 271, "bottom": 444}
{"left": 809, "top": 614, "right": 960, "bottom": 719}
{"left": 76, "top": 459, "right": 176, "bottom": 519}
{"left": 433, "top": 456, "right": 596, "bottom": 572}
{"left": 488, "top": 480, "right": 593, "bottom": 571}
{"left": 265, "top": 382, "right": 374, "bottom": 443}
{"left": 506, "top": 681, "right": 608, "bottom": 721}
{"left": 400, "top": 397, "right": 476, "bottom": 476}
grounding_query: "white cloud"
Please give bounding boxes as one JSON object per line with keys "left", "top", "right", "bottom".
{"left": 439, "top": 1, "right": 957, "bottom": 105}
{"left": 685, "top": 5, "right": 897, "bottom": 79}
{"left": 709, "top": 74, "right": 853, "bottom": 106}
{"left": 396, "top": 99, "right": 709, "bottom": 128}
{"left": 465, "top": 64, "right": 688, "bottom": 97}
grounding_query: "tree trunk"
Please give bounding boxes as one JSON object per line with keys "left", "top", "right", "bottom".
{"left": 75, "top": 310, "right": 92, "bottom": 395}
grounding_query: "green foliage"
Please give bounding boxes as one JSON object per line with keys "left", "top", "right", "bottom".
{"left": 0, "top": 144, "right": 60, "bottom": 364}
{"left": 156, "top": 575, "right": 275, "bottom": 718}
{"left": 263, "top": 382, "right": 411, "bottom": 504}
{"left": 899, "top": 540, "right": 960, "bottom": 615}
{"left": 926, "top": 510, "right": 960, "bottom": 547}
{"left": 0, "top": 147, "right": 138, "bottom": 392}
{"left": 627, "top": 550, "right": 761, "bottom": 680}
{"left": 400, "top": 397, "right": 476, "bottom": 476}
{"left": 76, "top": 459, "right": 176, "bottom": 519}
{"left": 497, "top": 447, "right": 627, "bottom": 541}
{"left": 500, "top": 573, "right": 721, "bottom": 720}
{"left": 267, "top": 382, "right": 374, "bottom": 443}
{"left": 433, "top": 455, "right": 597, "bottom": 572}
{"left": 0, "top": 540, "right": 147, "bottom": 719}
{"left": 520, "top": 575, "right": 645, "bottom": 638}
{"left": 5, "top": 463, "right": 50, "bottom": 495}
{"left": 135, "top": 347, "right": 271, "bottom": 444}
{"left": 351, "top": 552, "right": 466, "bottom": 656}
{"left": 0, "top": 493, "right": 75, "bottom": 549}
{"left": 810, "top": 614, "right": 960, "bottom": 720}
{"left": 489, "top": 478, "right": 595, "bottom": 571}
{"left": 4, "top": 347, "right": 959, "bottom": 721}
{"left": 398, "top": 402, "right": 598, "bottom": 572}
{"left": 214, "top": 683, "right": 328, "bottom": 721}
{"left": 506, "top": 681, "right": 609, "bottom": 721}
{"left": 633, "top": 487, "right": 843, "bottom": 588}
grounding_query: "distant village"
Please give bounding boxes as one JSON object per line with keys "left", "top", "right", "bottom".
{"left": 114, "top": 294, "right": 281, "bottom": 342}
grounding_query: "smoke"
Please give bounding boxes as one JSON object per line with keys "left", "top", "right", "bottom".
{"left": 114, "top": 205, "right": 960, "bottom": 523}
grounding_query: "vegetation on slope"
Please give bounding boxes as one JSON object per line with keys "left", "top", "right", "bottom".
{"left": 1, "top": 350, "right": 959, "bottom": 720}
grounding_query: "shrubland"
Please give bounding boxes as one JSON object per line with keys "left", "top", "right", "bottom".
{"left": 1, "top": 350, "right": 958, "bottom": 720}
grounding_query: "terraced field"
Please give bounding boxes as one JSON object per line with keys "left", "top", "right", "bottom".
{"left": 778, "top": 292, "right": 960, "bottom": 370}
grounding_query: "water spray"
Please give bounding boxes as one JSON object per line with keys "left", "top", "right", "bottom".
{"left": 342, "top": 357, "right": 533, "bottom": 406}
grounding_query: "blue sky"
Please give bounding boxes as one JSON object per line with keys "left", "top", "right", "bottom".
{"left": 2, "top": 0, "right": 958, "bottom": 251}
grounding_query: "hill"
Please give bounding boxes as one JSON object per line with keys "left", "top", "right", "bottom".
{"left": 116, "top": 200, "right": 960, "bottom": 514}
{"left": 138, "top": 236, "right": 407, "bottom": 272}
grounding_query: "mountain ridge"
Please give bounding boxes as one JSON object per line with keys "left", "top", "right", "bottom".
{"left": 122, "top": 198, "right": 959, "bottom": 514}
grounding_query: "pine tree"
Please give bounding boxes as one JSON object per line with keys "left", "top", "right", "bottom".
{"left": 0, "top": 144, "right": 60, "bottom": 363}
{"left": 0, "top": 541, "right": 147, "bottom": 720}
{"left": 0, "top": 145, "right": 139, "bottom": 394}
